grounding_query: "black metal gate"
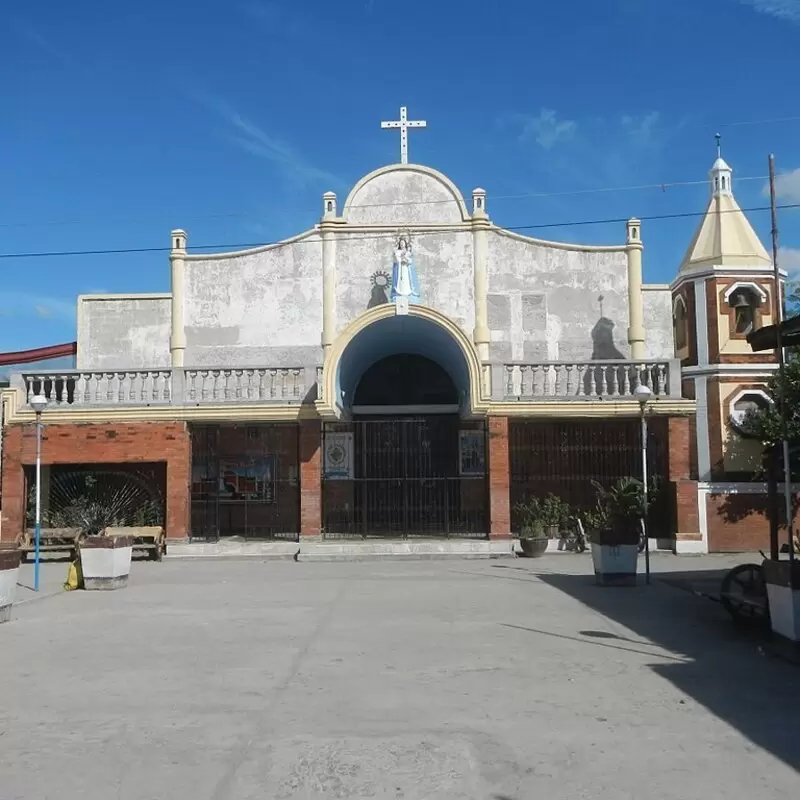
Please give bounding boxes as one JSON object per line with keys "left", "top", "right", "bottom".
{"left": 322, "top": 416, "right": 487, "bottom": 539}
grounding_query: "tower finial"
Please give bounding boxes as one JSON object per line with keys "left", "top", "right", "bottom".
{"left": 715, "top": 132, "right": 721, "bottom": 159}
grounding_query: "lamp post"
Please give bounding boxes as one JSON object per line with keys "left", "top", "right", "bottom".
{"left": 634, "top": 383, "right": 653, "bottom": 585}
{"left": 29, "top": 394, "right": 48, "bottom": 592}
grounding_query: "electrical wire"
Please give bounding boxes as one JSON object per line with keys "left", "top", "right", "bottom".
{"left": 0, "top": 175, "right": 773, "bottom": 229}
{"left": 1, "top": 201, "right": 798, "bottom": 261}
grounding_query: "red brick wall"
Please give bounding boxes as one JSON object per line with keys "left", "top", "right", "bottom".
{"left": 1, "top": 422, "right": 190, "bottom": 541}
{"left": 667, "top": 417, "right": 700, "bottom": 541}
{"left": 706, "top": 492, "right": 798, "bottom": 552}
{"left": 299, "top": 419, "right": 321, "bottom": 538}
{"left": 488, "top": 416, "right": 510, "bottom": 539}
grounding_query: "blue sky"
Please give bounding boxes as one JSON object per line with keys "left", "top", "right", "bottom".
{"left": 2, "top": 0, "right": 800, "bottom": 352}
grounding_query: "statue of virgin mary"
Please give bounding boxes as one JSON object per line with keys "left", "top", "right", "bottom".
{"left": 390, "top": 233, "right": 420, "bottom": 304}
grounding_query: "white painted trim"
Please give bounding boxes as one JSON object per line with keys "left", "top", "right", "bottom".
{"left": 350, "top": 404, "right": 460, "bottom": 415}
{"left": 682, "top": 364, "right": 778, "bottom": 376}
{"left": 183, "top": 228, "right": 321, "bottom": 261}
{"left": 671, "top": 265, "right": 785, "bottom": 292}
{"left": 78, "top": 293, "right": 172, "bottom": 301}
{"left": 694, "top": 278, "right": 709, "bottom": 367}
{"left": 696, "top": 483, "right": 709, "bottom": 552}
{"left": 491, "top": 226, "right": 627, "bottom": 253}
{"left": 697, "top": 480, "right": 800, "bottom": 493}
{"left": 695, "top": 375, "right": 711, "bottom": 481}
{"left": 722, "top": 281, "right": 768, "bottom": 304}
{"left": 675, "top": 539, "right": 708, "bottom": 555}
{"left": 729, "top": 388, "right": 772, "bottom": 429}
{"left": 672, "top": 294, "right": 688, "bottom": 315}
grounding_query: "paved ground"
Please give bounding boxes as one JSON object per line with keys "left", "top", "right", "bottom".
{"left": 2, "top": 552, "right": 799, "bottom": 799}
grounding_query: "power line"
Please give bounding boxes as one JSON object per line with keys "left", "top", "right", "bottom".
{"left": 0, "top": 174, "right": 773, "bottom": 229}
{"left": 1, "top": 201, "right": 798, "bottom": 261}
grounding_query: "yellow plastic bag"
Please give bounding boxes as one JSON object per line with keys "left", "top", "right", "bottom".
{"left": 64, "top": 559, "right": 83, "bottom": 591}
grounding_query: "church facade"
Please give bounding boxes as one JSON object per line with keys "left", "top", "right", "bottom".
{"left": 0, "top": 118, "right": 784, "bottom": 554}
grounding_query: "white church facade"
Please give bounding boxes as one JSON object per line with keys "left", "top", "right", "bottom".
{"left": 0, "top": 111, "right": 783, "bottom": 554}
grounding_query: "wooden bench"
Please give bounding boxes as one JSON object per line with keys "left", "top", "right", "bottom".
{"left": 104, "top": 526, "right": 166, "bottom": 561}
{"left": 16, "top": 528, "right": 83, "bottom": 561}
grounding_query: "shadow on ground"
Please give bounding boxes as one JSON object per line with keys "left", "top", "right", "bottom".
{"left": 528, "top": 569, "right": 800, "bottom": 774}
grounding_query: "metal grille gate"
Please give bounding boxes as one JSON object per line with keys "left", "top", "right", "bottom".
{"left": 322, "top": 417, "right": 488, "bottom": 539}
{"left": 509, "top": 418, "right": 671, "bottom": 538}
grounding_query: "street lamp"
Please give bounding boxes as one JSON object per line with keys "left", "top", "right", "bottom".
{"left": 634, "top": 383, "right": 653, "bottom": 586}
{"left": 29, "top": 394, "right": 48, "bottom": 592}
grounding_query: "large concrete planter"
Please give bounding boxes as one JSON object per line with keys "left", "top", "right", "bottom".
{"left": 0, "top": 548, "right": 22, "bottom": 623}
{"left": 591, "top": 544, "right": 638, "bottom": 586}
{"left": 79, "top": 536, "right": 133, "bottom": 590}
{"left": 763, "top": 558, "right": 800, "bottom": 642}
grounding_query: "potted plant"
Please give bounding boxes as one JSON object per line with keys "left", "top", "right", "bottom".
{"left": 79, "top": 532, "right": 134, "bottom": 590}
{"left": 515, "top": 494, "right": 569, "bottom": 557}
{"left": 514, "top": 497, "right": 550, "bottom": 557}
{"left": 0, "top": 543, "right": 22, "bottom": 623}
{"left": 589, "top": 478, "right": 644, "bottom": 586}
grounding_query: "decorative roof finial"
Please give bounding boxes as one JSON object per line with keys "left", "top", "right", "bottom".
{"left": 715, "top": 132, "right": 722, "bottom": 159}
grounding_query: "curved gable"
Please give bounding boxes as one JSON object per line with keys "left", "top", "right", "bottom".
{"left": 343, "top": 164, "right": 469, "bottom": 226}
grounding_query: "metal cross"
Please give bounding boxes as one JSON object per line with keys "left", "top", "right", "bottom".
{"left": 381, "top": 106, "right": 427, "bottom": 165}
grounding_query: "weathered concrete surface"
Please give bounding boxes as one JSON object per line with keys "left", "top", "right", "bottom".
{"left": 1, "top": 554, "right": 798, "bottom": 799}
{"left": 77, "top": 295, "right": 171, "bottom": 369}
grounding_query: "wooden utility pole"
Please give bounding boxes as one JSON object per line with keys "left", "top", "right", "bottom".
{"left": 769, "top": 153, "right": 795, "bottom": 561}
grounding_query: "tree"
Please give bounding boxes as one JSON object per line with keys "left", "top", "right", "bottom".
{"left": 741, "top": 358, "right": 800, "bottom": 451}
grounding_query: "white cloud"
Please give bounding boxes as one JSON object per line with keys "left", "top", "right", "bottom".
{"left": 0, "top": 292, "right": 76, "bottom": 322}
{"left": 189, "top": 89, "right": 342, "bottom": 188}
{"left": 772, "top": 168, "right": 800, "bottom": 202}
{"left": 515, "top": 109, "right": 577, "bottom": 150}
{"left": 779, "top": 246, "right": 800, "bottom": 277}
{"left": 739, "top": 0, "right": 800, "bottom": 23}
{"left": 621, "top": 112, "right": 661, "bottom": 147}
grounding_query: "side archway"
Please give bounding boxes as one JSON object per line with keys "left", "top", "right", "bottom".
{"left": 316, "top": 305, "right": 487, "bottom": 419}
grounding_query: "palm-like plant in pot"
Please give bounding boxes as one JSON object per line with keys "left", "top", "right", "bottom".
{"left": 515, "top": 494, "right": 570, "bottom": 557}
{"left": 589, "top": 478, "right": 645, "bottom": 585}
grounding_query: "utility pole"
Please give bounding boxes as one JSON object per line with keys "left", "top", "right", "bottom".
{"left": 769, "top": 153, "right": 795, "bottom": 562}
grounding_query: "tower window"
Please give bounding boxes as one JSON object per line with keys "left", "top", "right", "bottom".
{"left": 729, "top": 390, "right": 772, "bottom": 436}
{"left": 729, "top": 288, "right": 759, "bottom": 335}
{"left": 673, "top": 296, "right": 688, "bottom": 351}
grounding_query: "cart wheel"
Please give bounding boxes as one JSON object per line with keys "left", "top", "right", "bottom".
{"left": 720, "top": 563, "right": 769, "bottom": 628}
{"left": 15, "top": 534, "right": 29, "bottom": 563}
{"left": 150, "top": 538, "right": 164, "bottom": 561}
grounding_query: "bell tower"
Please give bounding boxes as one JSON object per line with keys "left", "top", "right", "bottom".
{"left": 671, "top": 138, "right": 780, "bottom": 551}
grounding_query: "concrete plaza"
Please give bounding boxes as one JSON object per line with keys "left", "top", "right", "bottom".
{"left": 2, "top": 553, "right": 799, "bottom": 798}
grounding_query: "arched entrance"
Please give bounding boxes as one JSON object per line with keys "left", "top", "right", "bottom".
{"left": 320, "top": 311, "right": 488, "bottom": 539}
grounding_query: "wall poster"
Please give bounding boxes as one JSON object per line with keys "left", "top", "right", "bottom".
{"left": 324, "top": 432, "right": 354, "bottom": 480}
{"left": 193, "top": 456, "right": 278, "bottom": 503}
{"left": 459, "top": 430, "right": 486, "bottom": 476}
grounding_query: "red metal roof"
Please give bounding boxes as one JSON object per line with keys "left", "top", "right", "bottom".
{"left": 0, "top": 341, "right": 77, "bottom": 366}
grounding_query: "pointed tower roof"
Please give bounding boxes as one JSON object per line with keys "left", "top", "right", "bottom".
{"left": 679, "top": 136, "right": 771, "bottom": 270}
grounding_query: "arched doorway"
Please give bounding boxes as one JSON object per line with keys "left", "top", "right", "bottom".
{"left": 321, "top": 316, "right": 487, "bottom": 539}
{"left": 353, "top": 354, "right": 458, "bottom": 408}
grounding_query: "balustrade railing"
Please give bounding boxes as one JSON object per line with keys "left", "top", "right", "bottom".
{"left": 13, "top": 360, "right": 679, "bottom": 409}
{"left": 18, "top": 367, "right": 314, "bottom": 408}
{"left": 498, "top": 360, "right": 675, "bottom": 401}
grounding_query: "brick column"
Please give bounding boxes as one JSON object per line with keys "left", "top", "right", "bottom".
{"left": 299, "top": 419, "right": 322, "bottom": 539}
{"left": 165, "top": 431, "right": 191, "bottom": 541}
{"left": 668, "top": 416, "right": 701, "bottom": 549}
{"left": 0, "top": 426, "right": 25, "bottom": 542}
{"left": 488, "top": 416, "right": 511, "bottom": 539}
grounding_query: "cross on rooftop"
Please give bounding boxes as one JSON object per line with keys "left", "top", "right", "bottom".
{"left": 381, "top": 106, "right": 427, "bottom": 165}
